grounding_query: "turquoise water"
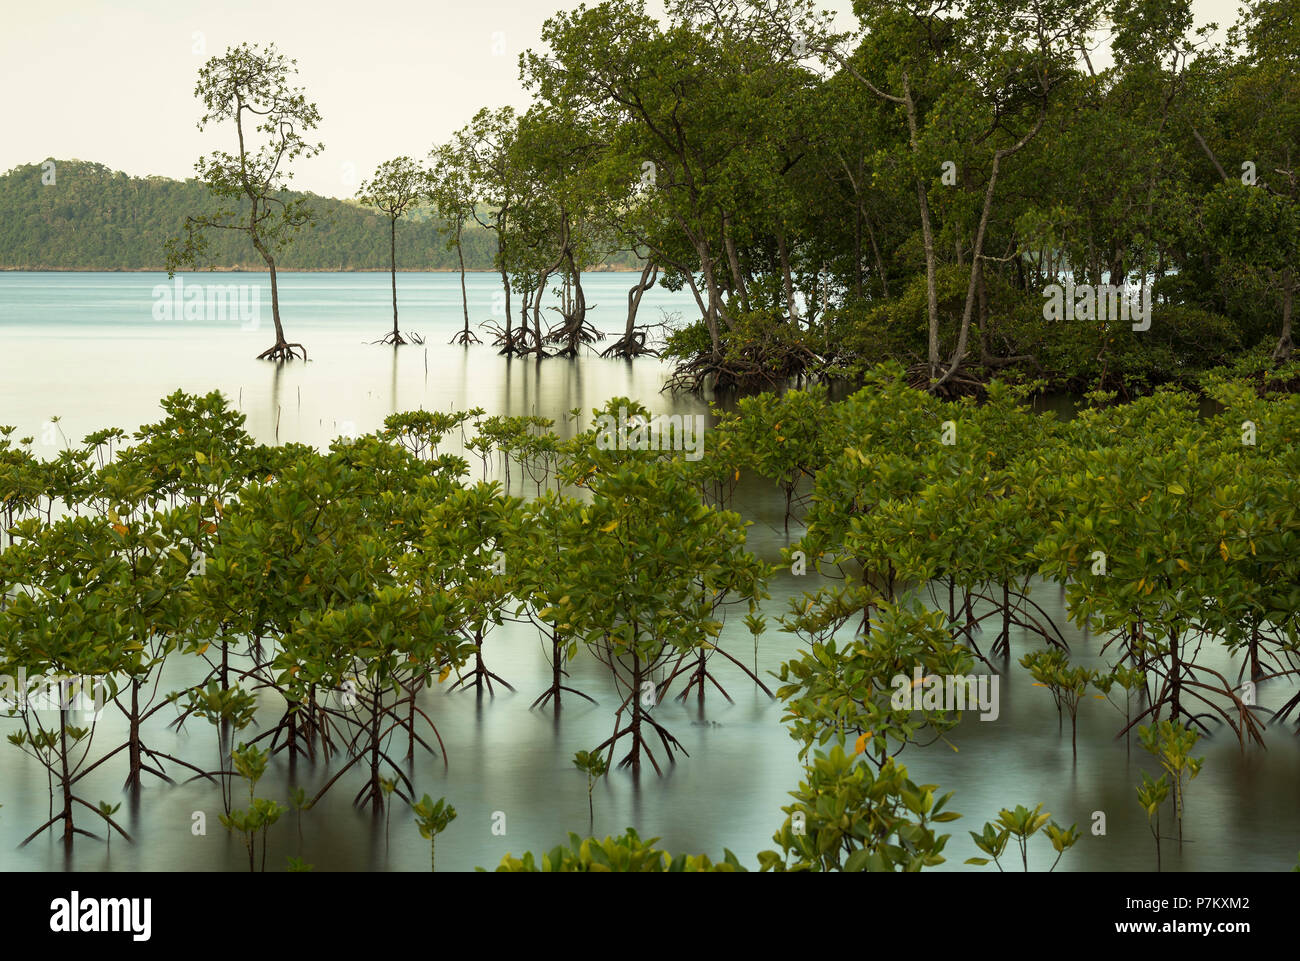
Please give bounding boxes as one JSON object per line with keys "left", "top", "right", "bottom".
{"left": 0, "top": 271, "right": 698, "bottom": 449}
{"left": 0, "top": 271, "right": 1297, "bottom": 872}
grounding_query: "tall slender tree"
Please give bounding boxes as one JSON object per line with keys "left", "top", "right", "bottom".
{"left": 427, "top": 143, "right": 480, "bottom": 345}
{"left": 165, "top": 42, "right": 323, "bottom": 362}
{"left": 358, "top": 156, "right": 427, "bottom": 346}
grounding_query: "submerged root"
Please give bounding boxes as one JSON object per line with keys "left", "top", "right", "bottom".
{"left": 601, "top": 328, "right": 660, "bottom": 359}
{"left": 257, "top": 341, "right": 308, "bottom": 362}
{"left": 372, "top": 329, "right": 423, "bottom": 346}
{"left": 546, "top": 313, "right": 604, "bottom": 358}
{"left": 482, "top": 321, "right": 545, "bottom": 357}
{"left": 907, "top": 362, "right": 985, "bottom": 399}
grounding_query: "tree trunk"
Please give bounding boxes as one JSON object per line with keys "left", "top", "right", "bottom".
{"left": 682, "top": 268, "right": 708, "bottom": 320}
{"left": 370, "top": 685, "right": 383, "bottom": 813}
{"left": 457, "top": 219, "right": 469, "bottom": 338}
{"left": 267, "top": 254, "right": 286, "bottom": 344}
{"left": 127, "top": 678, "right": 142, "bottom": 789}
{"left": 695, "top": 238, "right": 727, "bottom": 354}
{"left": 60, "top": 710, "right": 74, "bottom": 843}
{"left": 777, "top": 230, "right": 796, "bottom": 321}
{"left": 852, "top": 205, "right": 863, "bottom": 298}
{"left": 901, "top": 75, "right": 941, "bottom": 379}
{"left": 625, "top": 260, "right": 657, "bottom": 342}
{"left": 630, "top": 651, "right": 643, "bottom": 775}
{"left": 936, "top": 106, "right": 1046, "bottom": 390}
{"left": 390, "top": 217, "right": 399, "bottom": 339}
{"left": 723, "top": 213, "right": 750, "bottom": 313}
{"left": 864, "top": 208, "right": 889, "bottom": 299}
{"left": 1273, "top": 276, "right": 1294, "bottom": 362}
{"left": 498, "top": 225, "right": 512, "bottom": 333}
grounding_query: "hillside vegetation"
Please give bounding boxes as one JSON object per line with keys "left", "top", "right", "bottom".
{"left": 0, "top": 160, "right": 636, "bottom": 271}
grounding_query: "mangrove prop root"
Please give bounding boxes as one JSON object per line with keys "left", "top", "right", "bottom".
{"left": 601, "top": 329, "right": 660, "bottom": 359}
{"left": 373, "top": 330, "right": 423, "bottom": 346}
{"left": 257, "top": 341, "right": 308, "bottom": 362}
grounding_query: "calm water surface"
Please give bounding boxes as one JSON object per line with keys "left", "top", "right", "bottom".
{"left": 0, "top": 272, "right": 1296, "bottom": 871}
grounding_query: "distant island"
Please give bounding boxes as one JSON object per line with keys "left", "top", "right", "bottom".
{"left": 0, "top": 160, "right": 639, "bottom": 272}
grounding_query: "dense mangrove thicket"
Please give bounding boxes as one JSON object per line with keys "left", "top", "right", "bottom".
{"left": 2, "top": 362, "right": 1297, "bottom": 869}
{"left": 360, "top": 0, "right": 1297, "bottom": 393}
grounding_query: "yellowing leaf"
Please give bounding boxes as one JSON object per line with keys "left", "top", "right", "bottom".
{"left": 853, "top": 732, "right": 873, "bottom": 755}
{"left": 599, "top": 520, "right": 618, "bottom": 533}
{"left": 438, "top": 666, "right": 451, "bottom": 683}
{"left": 1167, "top": 483, "right": 1186, "bottom": 495}
{"left": 1175, "top": 559, "right": 1191, "bottom": 573}
{"left": 195, "top": 451, "right": 207, "bottom": 464}
{"left": 1219, "top": 541, "right": 1229, "bottom": 561}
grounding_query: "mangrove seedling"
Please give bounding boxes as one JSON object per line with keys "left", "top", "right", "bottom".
{"left": 966, "top": 804, "right": 1077, "bottom": 872}
{"left": 1137, "top": 771, "right": 1171, "bottom": 871}
{"left": 573, "top": 749, "right": 608, "bottom": 825}
{"left": 1139, "top": 720, "right": 1204, "bottom": 851}
{"left": 1020, "top": 649, "right": 1094, "bottom": 759}
{"left": 219, "top": 743, "right": 286, "bottom": 872}
{"left": 412, "top": 794, "right": 457, "bottom": 872}
{"left": 97, "top": 801, "right": 123, "bottom": 852}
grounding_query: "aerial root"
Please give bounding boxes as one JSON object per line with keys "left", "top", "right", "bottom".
{"left": 257, "top": 341, "right": 308, "bottom": 362}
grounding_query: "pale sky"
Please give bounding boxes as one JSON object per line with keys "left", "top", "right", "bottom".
{"left": 0, "top": 0, "right": 1247, "bottom": 199}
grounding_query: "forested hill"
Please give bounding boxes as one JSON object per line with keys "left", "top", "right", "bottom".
{"left": 0, "top": 159, "right": 555, "bottom": 271}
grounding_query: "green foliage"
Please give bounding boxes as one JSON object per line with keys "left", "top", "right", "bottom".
{"left": 412, "top": 794, "right": 457, "bottom": 871}
{"left": 758, "top": 745, "right": 958, "bottom": 872}
{"left": 1136, "top": 770, "right": 1171, "bottom": 870}
{"left": 573, "top": 749, "right": 608, "bottom": 821}
{"left": 965, "top": 804, "right": 1079, "bottom": 872}
{"left": 487, "top": 827, "right": 747, "bottom": 872}
{"left": 1020, "top": 649, "right": 1095, "bottom": 758}
{"left": 2, "top": 368, "right": 1297, "bottom": 870}
{"left": 1139, "top": 720, "right": 1205, "bottom": 850}
{"left": 774, "top": 602, "right": 974, "bottom": 763}
{"left": 219, "top": 743, "right": 286, "bottom": 872}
